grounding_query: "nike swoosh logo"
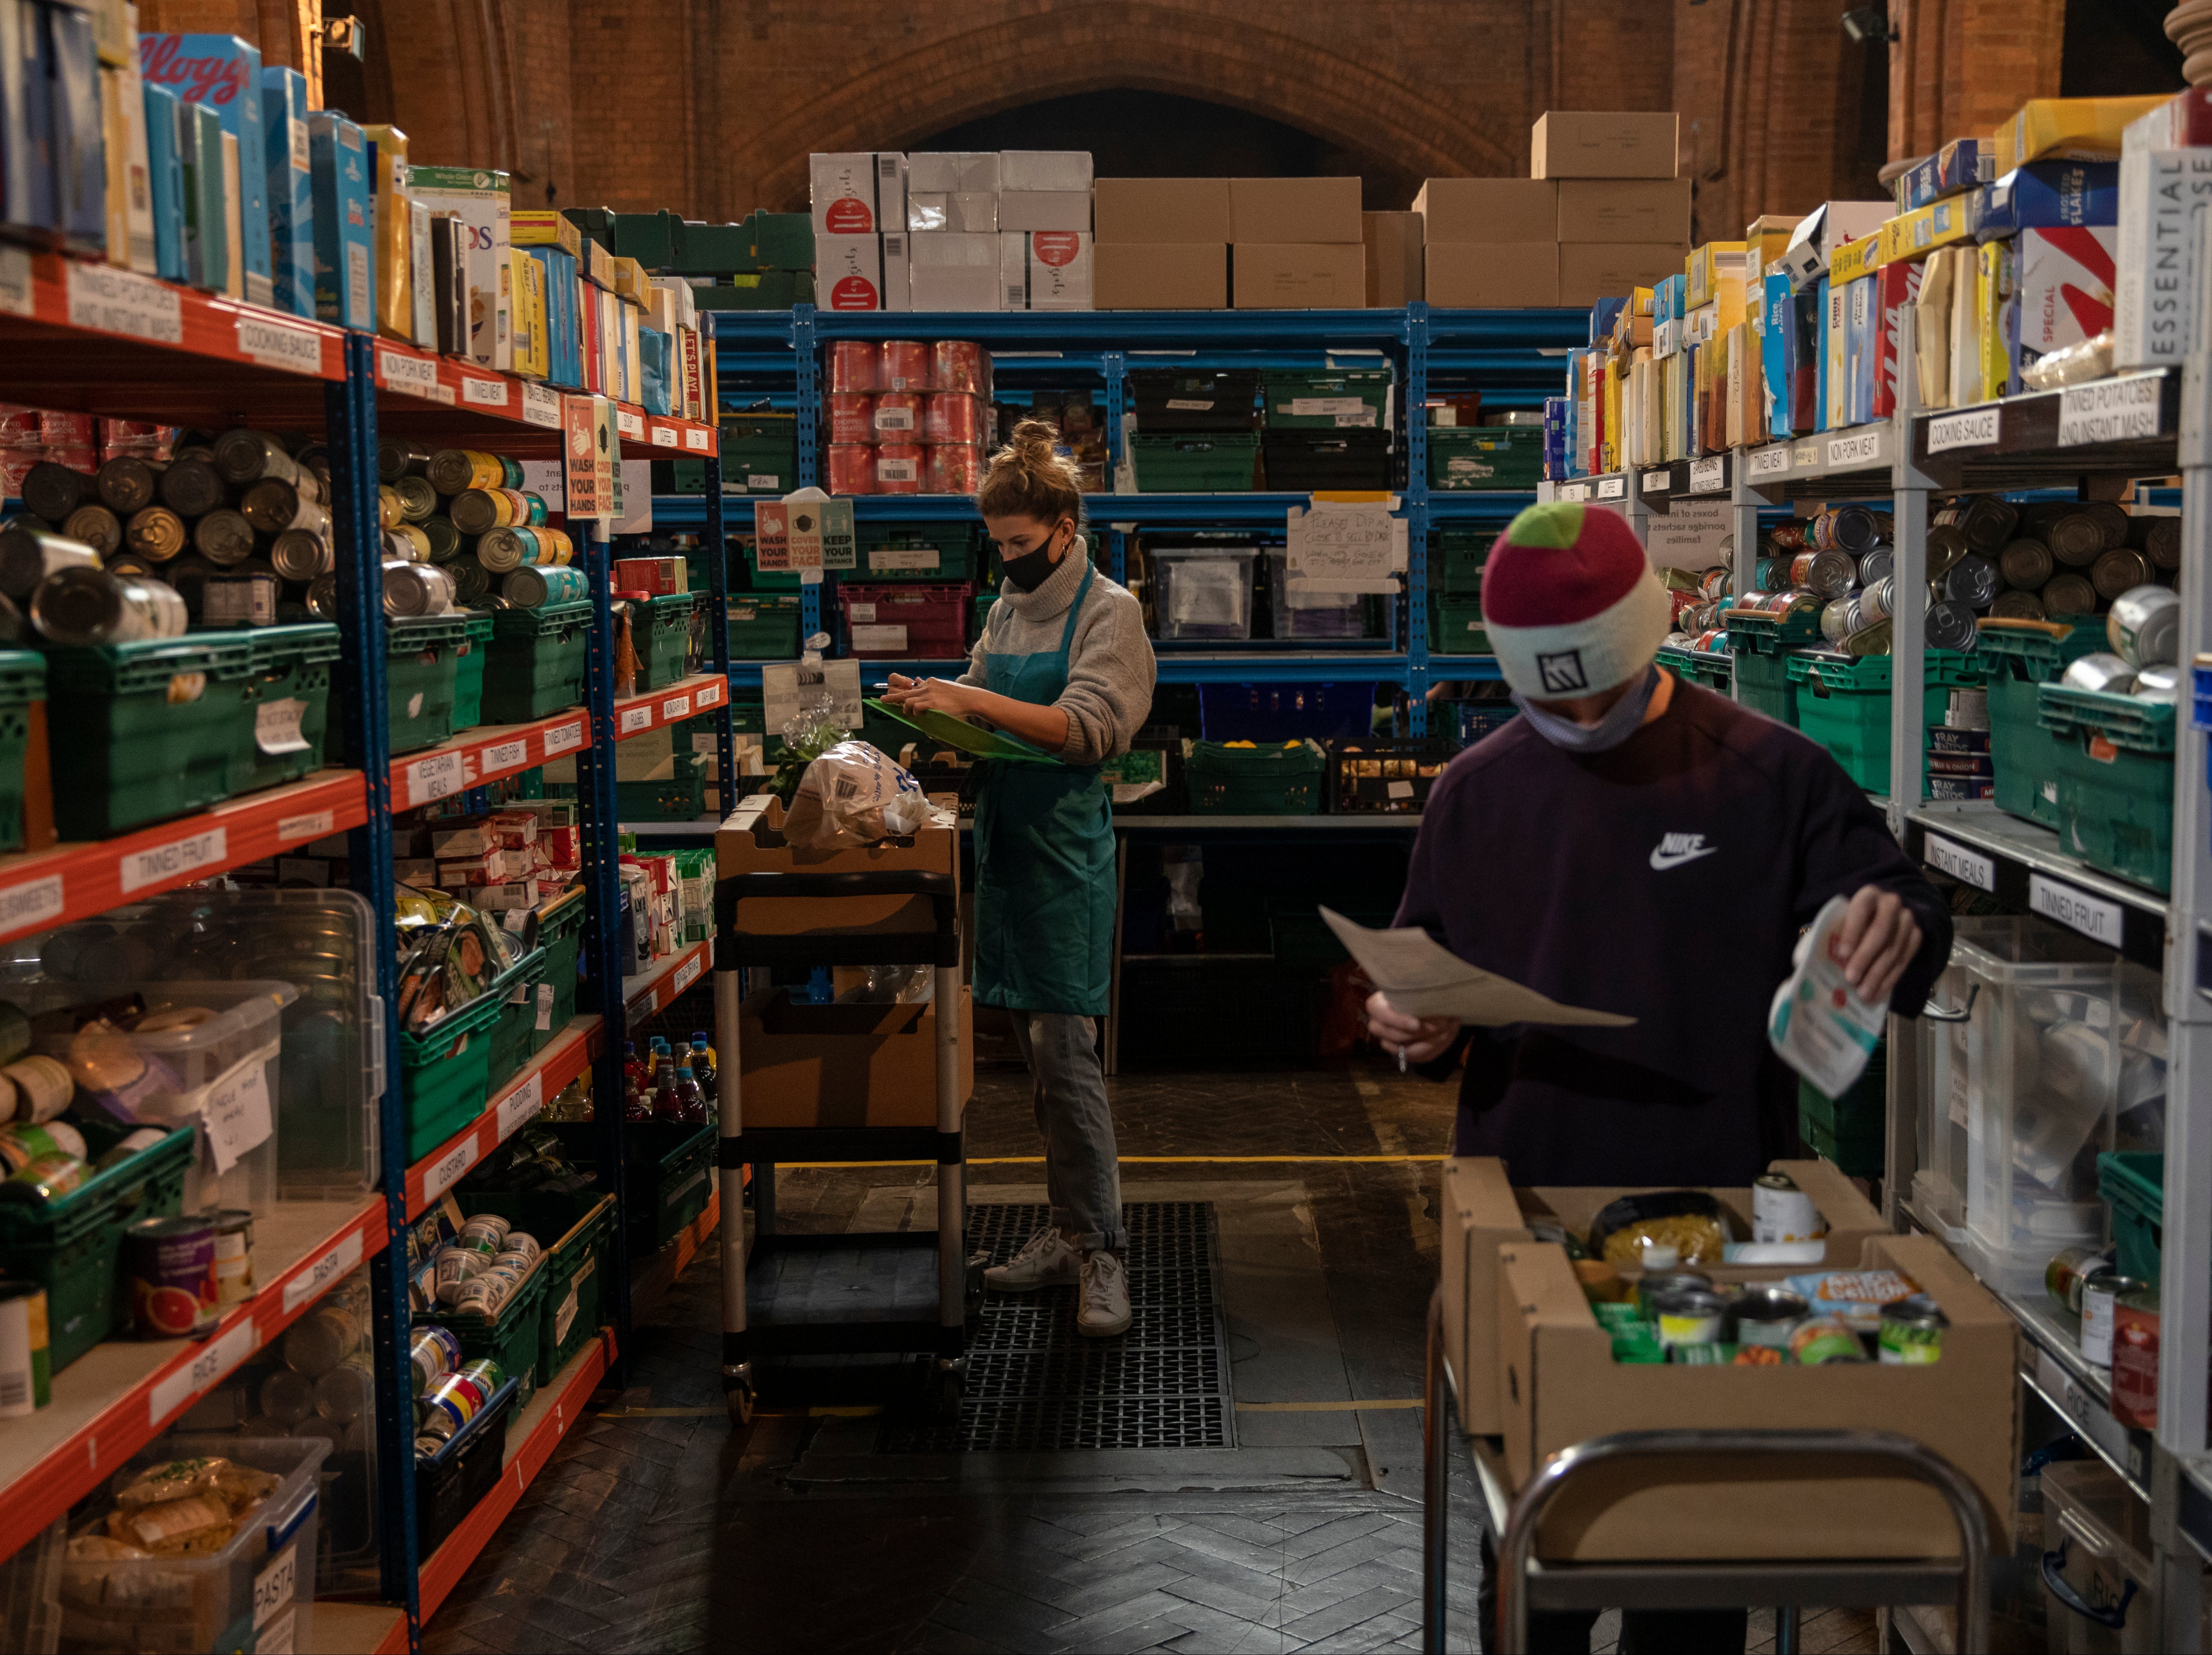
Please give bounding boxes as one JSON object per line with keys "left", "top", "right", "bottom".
{"left": 1650, "top": 845, "right": 1719, "bottom": 871}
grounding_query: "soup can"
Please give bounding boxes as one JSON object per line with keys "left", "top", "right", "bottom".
{"left": 212, "top": 428, "right": 298, "bottom": 485}
{"left": 1856, "top": 546, "right": 1893, "bottom": 587}
{"left": 1925, "top": 598, "right": 1978, "bottom": 653}
{"left": 2043, "top": 571, "right": 2098, "bottom": 617}
{"left": 410, "top": 1325, "right": 461, "bottom": 1392}
{"left": 17, "top": 461, "right": 90, "bottom": 523}
{"left": 32, "top": 570, "right": 188, "bottom": 646}
{"left": 270, "top": 529, "right": 333, "bottom": 582}
{"left": 158, "top": 457, "right": 227, "bottom": 518}
{"left": 0, "top": 1281, "right": 50, "bottom": 1417}
{"left": 388, "top": 473, "right": 436, "bottom": 523}
{"left": 875, "top": 443, "right": 924, "bottom": 494}
{"left": 204, "top": 567, "right": 280, "bottom": 629}
{"left": 1924, "top": 522, "right": 1969, "bottom": 580}
{"left": 1999, "top": 537, "right": 2054, "bottom": 590}
{"left": 2041, "top": 511, "right": 2105, "bottom": 567}
{"left": 314, "top": 1351, "right": 378, "bottom": 1422}
{"left": 1801, "top": 550, "right": 1854, "bottom": 601}
{"left": 121, "top": 507, "right": 187, "bottom": 564}
{"left": 1988, "top": 588, "right": 2046, "bottom": 622}
{"left": 2108, "top": 584, "right": 2180, "bottom": 668}
{"left": 475, "top": 525, "right": 534, "bottom": 573}
{"left": 449, "top": 487, "right": 512, "bottom": 537}
{"left": 283, "top": 1300, "right": 362, "bottom": 1375}
{"left": 1636, "top": 1270, "right": 1713, "bottom": 1321}
{"left": 427, "top": 448, "right": 504, "bottom": 496}
{"left": 377, "top": 485, "right": 403, "bottom": 529}
{"left": 923, "top": 392, "right": 981, "bottom": 445}
{"left": 379, "top": 440, "right": 431, "bottom": 483}
{"left": 932, "top": 339, "right": 986, "bottom": 394}
{"left": 188, "top": 508, "right": 253, "bottom": 567}
{"left": 1936, "top": 494, "right": 2019, "bottom": 554}
{"left": 1751, "top": 1172, "right": 1823, "bottom": 1244}
{"left": 96, "top": 455, "right": 163, "bottom": 516}
{"left": 2111, "top": 1282, "right": 2160, "bottom": 1429}
{"left": 451, "top": 561, "right": 491, "bottom": 606}
{"left": 1652, "top": 1287, "right": 1729, "bottom": 1347}
{"left": 824, "top": 444, "right": 875, "bottom": 495}
{"left": 1940, "top": 554, "right": 1999, "bottom": 609}
{"left": 879, "top": 339, "right": 930, "bottom": 391}
{"left": 827, "top": 394, "right": 876, "bottom": 444}
{"left": 1819, "top": 596, "right": 1856, "bottom": 644}
{"left": 210, "top": 1209, "right": 255, "bottom": 1306}
{"left": 241, "top": 479, "right": 328, "bottom": 539}
{"left": 259, "top": 1367, "right": 315, "bottom": 1422}
{"left": 306, "top": 573, "right": 339, "bottom": 620}
{"left": 1730, "top": 1285, "right": 1809, "bottom": 1349}
{"left": 2091, "top": 547, "right": 2152, "bottom": 602}
{"left": 420, "top": 516, "right": 462, "bottom": 562}
{"left": 421, "top": 1372, "right": 485, "bottom": 1434}
{"left": 456, "top": 1358, "right": 505, "bottom": 1398}
{"left": 1788, "top": 1315, "right": 1863, "bottom": 1365}
{"left": 873, "top": 392, "right": 922, "bottom": 437}
{"left": 1858, "top": 575, "right": 1894, "bottom": 624}
{"left": 384, "top": 557, "right": 456, "bottom": 618}
{"left": 2130, "top": 512, "right": 2182, "bottom": 569}
{"left": 1876, "top": 1296, "right": 1947, "bottom": 1365}
{"left": 61, "top": 503, "right": 121, "bottom": 557}
{"left": 827, "top": 340, "right": 878, "bottom": 393}
{"left": 503, "top": 562, "right": 588, "bottom": 609}
{"left": 124, "top": 1215, "right": 217, "bottom": 1337}
{"left": 927, "top": 444, "right": 984, "bottom": 494}
{"left": 535, "top": 526, "right": 575, "bottom": 565}
{"left": 2077, "top": 1272, "right": 2138, "bottom": 1368}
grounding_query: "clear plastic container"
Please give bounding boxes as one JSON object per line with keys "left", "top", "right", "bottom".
{"left": 1913, "top": 914, "right": 2014, "bottom": 1243}
{"left": 2040, "top": 1459, "right": 2160, "bottom": 1655}
{"left": 60, "top": 1433, "right": 328, "bottom": 1655}
{"left": 1149, "top": 548, "right": 1256, "bottom": 641}
{"left": 1956, "top": 917, "right": 2146, "bottom": 1294}
{"left": 1264, "top": 550, "right": 1370, "bottom": 641}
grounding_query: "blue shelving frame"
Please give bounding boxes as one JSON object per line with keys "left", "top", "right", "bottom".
{"left": 661, "top": 304, "right": 1583, "bottom": 728}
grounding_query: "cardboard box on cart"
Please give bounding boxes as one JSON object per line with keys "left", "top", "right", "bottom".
{"left": 1435, "top": 1156, "right": 1886, "bottom": 1435}
{"left": 714, "top": 795, "right": 973, "bottom": 1129}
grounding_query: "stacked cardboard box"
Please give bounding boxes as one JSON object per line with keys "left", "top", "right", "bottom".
{"left": 907, "top": 151, "right": 1000, "bottom": 312}
{"left": 1230, "top": 178, "right": 1364, "bottom": 309}
{"left": 1095, "top": 178, "right": 1229, "bottom": 309}
{"left": 998, "top": 150, "right": 1093, "bottom": 311}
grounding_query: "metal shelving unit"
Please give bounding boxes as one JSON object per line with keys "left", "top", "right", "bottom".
{"left": 0, "top": 245, "right": 731, "bottom": 1654}
{"left": 1594, "top": 297, "right": 2212, "bottom": 1645}
{"left": 666, "top": 303, "right": 1584, "bottom": 732}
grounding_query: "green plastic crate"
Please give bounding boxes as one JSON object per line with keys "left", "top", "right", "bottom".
{"left": 1427, "top": 597, "right": 1488, "bottom": 657}
{"left": 607, "top": 208, "right": 683, "bottom": 268}
{"left": 543, "top": 1121, "right": 716, "bottom": 1253}
{"left": 728, "top": 595, "right": 802, "bottom": 660}
{"left": 1429, "top": 530, "right": 1491, "bottom": 595}
{"left": 694, "top": 272, "right": 816, "bottom": 313}
{"left": 1429, "top": 427, "right": 1544, "bottom": 490}
{"left": 1787, "top": 650, "right": 1983, "bottom": 795}
{"left": 1183, "top": 739, "right": 1326, "bottom": 815}
{"left": 329, "top": 614, "right": 468, "bottom": 761}
{"left": 720, "top": 413, "right": 800, "bottom": 495}
{"left": 486, "top": 947, "right": 550, "bottom": 1098}
{"left": 1797, "top": 1040, "right": 1887, "bottom": 1178}
{"left": 2098, "top": 1151, "right": 2165, "bottom": 1287}
{"left": 45, "top": 634, "right": 256, "bottom": 838}
{"left": 736, "top": 537, "right": 802, "bottom": 591}
{"left": 1131, "top": 434, "right": 1260, "bottom": 492}
{"left": 973, "top": 589, "right": 998, "bottom": 643}
{"left": 0, "top": 1119, "right": 192, "bottom": 1373}
{"left": 1978, "top": 619, "right": 2107, "bottom": 829}
{"left": 618, "top": 752, "right": 707, "bottom": 821}
{"left": 416, "top": 1204, "right": 551, "bottom": 1411}
{"left": 1658, "top": 644, "right": 1732, "bottom": 695}
{"left": 233, "top": 623, "right": 340, "bottom": 796}
{"left": 1261, "top": 368, "right": 1394, "bottom": 431}
{"left": 482, "top": 600, "right": 590, "bottom": 724}
{"left": 855, "top": 522, "right": 980, "bottom": 583}
{"left": 749, "top": 210, "right": 813, "bottom": 271}
{"left": 2038, "top": 685, "right": 2175, "bottom": 893}
{"left": 397, "top": 949, "right": 543, "bottom": 1161}
{"left": 0, "top": 650, "right": 44, "bottom": 853}
{"left": 634, "top": 592, "right": 698, "bottom": 692}
{"left": 533, "top": 888, "right": 589, "bottom": 1046}
{"left": 1727, "top": 607, "right": 1822, "bottom": 727}
{"left": 460, "top": 1189, "right": 617, "bottom": 1384}
{"left": 1730, "top": 648, "right": 1800, "bottom": 724}
{"left": 450, "top": 612, "right": 496, "bottom": 732}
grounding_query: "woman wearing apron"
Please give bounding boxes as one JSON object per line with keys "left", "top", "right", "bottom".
{"left": 884, "top": 421, "right": 1156, "bottom": 1336}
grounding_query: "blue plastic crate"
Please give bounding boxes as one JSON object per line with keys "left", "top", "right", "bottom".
{"left": 2196, "top": 663, "right": 2212, "bottom": 733}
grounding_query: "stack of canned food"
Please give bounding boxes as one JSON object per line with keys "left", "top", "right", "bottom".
{"left": 407, "top": 1207, "right": 542, "bottom": 1315}
{"left": 377, "top": 442, "right": 583, "bottom": 615}
{"left": 1660, "top": 564, "right": 1736, "bottom": 656}
{"left": 1578, "top": 1257, "right": 1948, "bottom": 1368}
{"left": 2054, "top": 581, "right": 2186, "bottom": 705}
{"left": 824, "top": 340, "right": 993, "bottom": 495}
{"left": 0, "top": 428, "right": 341, "bottom": 641}
{"left": 410, "top": 1328, "right": 509, "bottom": 1457}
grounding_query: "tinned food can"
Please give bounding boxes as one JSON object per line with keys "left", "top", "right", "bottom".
{"left": 427, "top": 448, "right": 506, "bottom": 496}
{"left": 1636, "top": 1270, "right": 1713, "bottom": 1321}
{"left": 1731, "top": 1284, "right": 1809, "bottom": 1349}
{"left": 1788, "top": 1315, "right": 1864, "bottom": 1365}
{"left": 1751, "top": 1172, "right": 1824, "bottom": 1245}
{"left": 1652, "top": 1287, "right": 1729, "bottom": 1348}
{"left": 875, "top": 443, "right": 924, "bottom": 494}
{"left": 827, "top": 340, "right": 878, "bottom": 393}
{"left": 62, "top": 504, "right": 121, "bottom": 557}
{"left": 879, "top": 339, "right": 931, "bottom": 391}
{"left": 824, "top": 444, "right": 875, "bottom": 495}
{"left": 210, "top": 1208, "right": 255, "bottom": 1306}
{"left": 2110, "top": 1282, "right": 2160, "bottom": 1429}
{"left": 2079, "top": 1272, "right": 2140, "bottom": 1369}
{"left": 0, "top": 1280, "right": 50, "bottom": 1416}
{"left": 193, "top": 508, "right": 257, "bottom": 566}
{"left": 410, "top": 1324, "right": 461, "bottom": 1392}
{"left": 872, "top": 392, "right": 922, "bottom": 437}
{"left": 828, "top": 394, "right": 876, "bottom": 444}
{"left": 1876, "top": 1296, "right": 1947, "bottom": 1365}
{"left": 502, "top": 563, "right": 587, "bottom": 609}
{"left": 928, "top": 445, "right": 984, "bottom": 494}
{"left": 123, "top": 1215, "right": 218, "bottom": 1338}
{"left": 932, "top": 339, "right": 985, "bottom": 393}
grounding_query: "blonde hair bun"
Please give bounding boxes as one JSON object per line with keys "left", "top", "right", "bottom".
{"left": 978, "top": 417, "right": 1085, "bottom": 527}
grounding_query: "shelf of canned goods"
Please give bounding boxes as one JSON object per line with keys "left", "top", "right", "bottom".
{"left": 0, "top": 247, "right": 738, "bottom": 1654}
{"left": 1564, "top": 307, "right": 2212, "bottom": 1620}
{"left": 651, "top": 303, "right": 1592, "bottom": 730}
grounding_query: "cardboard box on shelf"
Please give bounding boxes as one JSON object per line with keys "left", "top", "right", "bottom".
{"left": 907, "top": 191, "right": 997, "bottom": 234}
{"left": 2115, "top": 148, "right": 2212, "bottom": 368}
{"left": 1363, "top": 211, "right": 1423, "bottom": 306}
{"left": 514, "top": 208, "right": 582, "bottom": 257}
{"left": 815, "top": 232, "right": 911, "bottom": 311}
{"left": 909, "top": 151, "right": 1001, "bottom": 194}
{"left": 1993, "top": 95, "right": 2169, "bottom": 173}
{"left": 811, "top": 151, "right": 907, "bottom": 234}
{"left": 307, "top": 110, "right": 372, "bottom": 331}
{"left": 1531, "top": 110, "right": 1679, "bottom": 179}
{"left": 998, "top": 190, "right": 1091, "bottom": 232}
{"left": 1687, "top": 241, "right": 1746, "bottom": 307}
{"left": 2019, "top": 223, "right": 2116, "bottom": 376}
{"left": 1558, "top": 242, "right": 1686, "bottom": 308}
{"left": 735, "top": 987, "right": 974, "bottom": 1128}
{"left": 1000, "top": 150, "right": 1091, "bottom": 192}
{"left": 1427, "top": 242, "right": 1558, "bottom": 307}
{"left": 1742, "top": 214, "right": 1801, "bottom": 286}
{"left": 1229, "top": 176, "right": 1362, "bottom": 243}
{"left": 1412, "top": 177, "right": 1557, "bottom": 244}
{"left": 412, "top": 163, "right": 514, "bottom": 371}
{"left": 909, "top": 231, "right": 1002, "bottom": 312}
{"left": 1002, "top": 230, "right": 1092, "bottom": 310}
{"left": 1972, "top": 160, "right": 2117, "bottom": 242}
{"left": 1232, "top": 241, "right": 1365, "bottom": 308}
{"left": 1095, "top": 177, "right": 1231, "bottom": 243}
{"left": 1437, "top": 1156, "right": 1885, "bottom": 1436}
{"left": 1093, "top": 242, "right": 1226, "bottom": 309}
{"left": 1558, "top": 178, "right": 1691, "bottom": 245}
{"left": 1773, "top": 200, "right": 1889, "bottom": 291}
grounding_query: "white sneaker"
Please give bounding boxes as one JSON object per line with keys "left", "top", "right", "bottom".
{"left": 1077, "top": 1250, "right": 1131, "bottom": 1337}
{"left": 985, "top": 1227, "right": 1079, "bottom": 1291}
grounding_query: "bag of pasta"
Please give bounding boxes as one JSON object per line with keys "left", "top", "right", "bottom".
{"left": 1587, "top": 1191, "right": 1733, "bottom": 1267}
{"left": 783, "top": 740, "right": 927, "bottom": 850}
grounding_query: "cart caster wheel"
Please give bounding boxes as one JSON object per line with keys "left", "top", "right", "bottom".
{"left": 726, "top": 1383, "right": 756, "bottom": 1427}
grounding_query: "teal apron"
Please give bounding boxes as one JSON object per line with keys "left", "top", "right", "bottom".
{"left": 972, "top": 563, "right": 1115, "bottom": 1016}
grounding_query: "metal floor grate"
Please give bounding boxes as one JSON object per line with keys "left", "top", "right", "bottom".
{"left": 877, "top": 1201, "right": 1236, "bottom": 1454}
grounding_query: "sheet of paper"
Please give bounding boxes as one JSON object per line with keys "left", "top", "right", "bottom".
{"left": 864, "top": 698, "right": 1060, "bottom": 763}
{"left": 1320, "top": 908, "right": 1636, "bottom": 1028}
{"left": 1286, "top": 499, "right": 1407, "bottom": 594}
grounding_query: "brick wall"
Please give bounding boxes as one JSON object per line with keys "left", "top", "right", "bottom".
{"left": 1891, "top": 0, "right": 2066, "bottom": 160}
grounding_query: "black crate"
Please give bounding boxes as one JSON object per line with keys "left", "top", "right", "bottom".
{"left": 414, "top": 1377, "right": 520, "bottom": 1560}
{"left": 1129, "top": 370, "right": 1260, "bottom": 433}
{"left": 1262, "top": 431, "right": 1392, "bottom": 490}
{"left": 1328, "top": 737, "right": 1459, "bottom": 814}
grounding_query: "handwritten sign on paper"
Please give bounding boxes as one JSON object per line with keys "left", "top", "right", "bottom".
{"left": 1284, "top": 500, "right": 1405, "bottom": 595}
{"left": 1644, "top": 499, "right": 1732, "bottom": 571}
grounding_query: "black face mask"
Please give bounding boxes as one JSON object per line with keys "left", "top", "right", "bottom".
{"left": 997, "top": 527, "right": 1066, "bottom": 593}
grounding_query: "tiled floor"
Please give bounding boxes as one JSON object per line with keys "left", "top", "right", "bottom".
{"left": 419, "top": 1063, "right": 1878, "bottom": 1655}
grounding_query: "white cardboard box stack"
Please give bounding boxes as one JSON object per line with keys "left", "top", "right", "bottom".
{"left": 813, "top": 151, "right": 1095, "bottom": 310}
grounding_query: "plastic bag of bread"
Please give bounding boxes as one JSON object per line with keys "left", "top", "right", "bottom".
{"left": 783, "top": 741, "right": 927, "bottom": 850}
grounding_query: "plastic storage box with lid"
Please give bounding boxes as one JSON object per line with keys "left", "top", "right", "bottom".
{"left": 631, "top": 591, "right": 699, "bottom": 692}
{"left": 727, "top": 594, "right": 803, "bottom": 659}
{"left": 1428, "top": 426, "right": 1543, "bottom": 490}
{"left": 1787, "top": 648, "right": 1984, "bottom": 794}
{"left": 482, "top": 599, "right": 591, "bottom": 723}
{"left": 2036, "top": 684, "right": 2175, "bottom": 894}
{"left": 837, "top": 583, "right": 974, "bottom": 659}
{"left": 2039, "top": 1458, "right": 2160, "bottom": 1655}
{"left": 449, "top": 611, "right": 497, "bottom": 732}
{"left": 45, "top": 635, "right": 256, "bottom": 837}
{"left": 58, "top": 1434, "right": 329, "bottom": 1655}
{"left": 232, "top": 622, "right": 341, "bottom": 795}
{"left": 1911, "top": 914, "right": 2020, "bottom": 1244}
{"left": 1149, "top": 548, "right": 1255, "bottom": 641}
{"left": 1955, "top": 919, "right": 2167, "bottom": 1295}
{"left": 338, "top": 613, "right": 469, "bottom": 760}
{"left": 0, "top": 649, "right": 43, "bottom": 853}
{"left": 1262, "top": 550, "right": 1379, "bottom": 641}
{"left": 1977, "top": 616, "right": 2104, "bottom": 827}
{"left": 1130, "top": 434, "right": 1261, "bottom": 492}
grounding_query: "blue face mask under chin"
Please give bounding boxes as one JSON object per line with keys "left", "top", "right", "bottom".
{"left": 1511, "top": 663, "right": 1663, "bottom": 754}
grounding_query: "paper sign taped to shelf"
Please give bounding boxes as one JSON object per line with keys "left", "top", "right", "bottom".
{"left": 485, "top": 738, "right": 528, "bottom": 773}
{"left": 695, "top": 680, "right": 723, "bottom": 708}
{"left": 1826, "top": 429, "right": 1883, "bottom": 468}
{"left": 0, "top": 245, "right": 30, "bottom": 316}
{"left": 236, "top": 316, "right": 323, "bottom": 374}
{"left": 121, "top": 827, "right": 228, "bottom": 893}
{"left": 1927, "top": 407, "right": 1999, "bottom": 454}
{"left": 499, "top": 1071, "right": 544, "bottom": 1138}
{"left": 149, "top": 1316, "right": 257, "bottom": 1427}
{"left": 662, "top": 695, "right": 691, "bottom": 721}
{"left": 617, "top": 407, "right": 646, "bottom": 440}
{"left": 406, "top": 749, "right": 468, "bottom": 807}
{"left": 2033, "top": 1346, "right": 2142, "bottom": 1483}
{"left": 687, "top": 426, "right": 713, "bottom": 451}
{"left": 282, "top": 1227, "right": 365, "bottom": 1314}
{"left": 544, "top": 720, "right": 585, "bottom": 757}
{"left": 1643, "top": 500, "right": 1732, "bottom": 570}
{"left": 523, "top": 382, "right": 563, "bottom": 429}
{"left": 257, "top": 1607, "right": 295, "bottom": 1655}
{"left": 756, "top": 494, "right": 854, "bottom": 570}
{"left": 1284, "top": 500, "right": 1405, "bottom": 594}
{"left": 1923, "top": 832, "right": 1994, "bottom": 891}
{"left": 520, "top": 461, "right": 564, "bottom": 510}
{"left": 1555, "top": 482, "right": 1588, "bottom": 501}
{"left": 1749, "top": 445, "right": 1789, "bottom": 477}
{"left": 1321, "top": 908, "right": 1635, "bottom": 1027}
{"left": 253, "top": 1547, "right": 297, "bottom": 1635}
{"left": 762, "top": 659, "right": 863, "bottom": 738}
{"left": 1689, "top": 457, "right": 1725, "bottom": 493}
{"left": 852, "top": 624, "right": 908, "bottom": 651}
{"left": 377, "top": 347, "right": 439, "bottom": 397}
{"left": 276, "top": 811, "right": 332, "bottom": 843}
{"left": 620, "top": 705, "right": 653, "bottom": 736}
{"left": 673, "top": 951, "right": 703, "bottom": 995}
{"left": 615, "top": 459, "right": 653, "bottom": 535}
{"left": 255, "top": 698, "right": 310, "bottom": 756}
{"left": 193, "top": 1046, "right": 277, "bottom": 1176}
{"left": 66, "top": 262, "right": 182, "bottom": 344}
{"left": 2059, "top": 374, "right": 2162, "bottom": 447}
{"left": 423, "top": 1135, "right": 480, "bottom": 1201}
{"left": 564, "top": 396, "right": 616, "bottom": 523}
{"left": 1596, "top": 476, "right": 1626, "bottom": 499}
{"left": 1642, "top": 471, "right": 1671, "bottom": 494}
{"left": 460, "top": 375, "right": 509, "bottom": 409}
{"left": 535, "top": 982, "right": 555, "bottom": 1033}
{"left": 651, "top": 425, "right": 679, "bottom": 448}
{"left": 2030, "top": 873, "right": 2125, "bottom": 948}
{"left": 0, "top": 875, "right": 65, "bottom": 940}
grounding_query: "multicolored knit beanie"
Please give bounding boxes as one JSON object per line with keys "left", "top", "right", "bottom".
{"left": 1479, "top": 501, "right": 1670, "bottom": 699}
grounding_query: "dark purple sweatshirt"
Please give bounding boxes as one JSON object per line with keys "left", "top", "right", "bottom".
{"left": 1397, "top": 678, "right": 1950, "bottom": 1186}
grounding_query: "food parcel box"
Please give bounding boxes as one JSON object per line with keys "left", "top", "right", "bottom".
{"left": 715, "top": 794, "right": 972, "bottom": 1128}
{"left": 1497, "top": 1233, "right": 2018, "bottom": 1561}
{"left": 1436, "top": 1157, "right": 1883, "bottom": 1434}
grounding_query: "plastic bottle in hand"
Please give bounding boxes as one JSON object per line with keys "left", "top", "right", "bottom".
{"left": 688, "top": 1036, "right": 716, "bottom": 1103}
{"left": 674, "top": 1065, "right": 708, "bottom": 1124}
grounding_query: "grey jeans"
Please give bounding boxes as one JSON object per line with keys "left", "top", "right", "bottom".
{"left": 1008, "top": 1011, "right": 1126, "bottom": 1252}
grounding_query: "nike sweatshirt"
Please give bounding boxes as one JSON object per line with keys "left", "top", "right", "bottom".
{"left": 1397, "top": 677, "right": 1950, "bottom": 1186}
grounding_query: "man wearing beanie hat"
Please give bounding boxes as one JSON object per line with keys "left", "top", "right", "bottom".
{"left": 1368, "top": 500, "right": 1949, "bottom": 1187}
{"left": 1373, "top": 501, "right": 1949, "bottom": 1652}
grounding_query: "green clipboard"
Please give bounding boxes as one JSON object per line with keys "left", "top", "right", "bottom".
{"left": 865, "top": 698, "right": 1064, "bottom": 765}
